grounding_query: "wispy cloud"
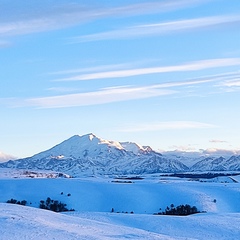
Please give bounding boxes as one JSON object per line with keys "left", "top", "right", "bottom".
{"left": 209, "top": 139, "right": 228, "bottom": 143}
{"left": 20, "top": 86, "right": 175, "bottom": 109}
{"left": 49, "top": 63, "right": 137, "bottom": 76}
{"left": 161, "top": 147, "right": 240, "bottom": 156}
{"left": 55, "top": 58, "right": 240, "bottom": 81}
{"left": 221, "top": 79, "right": 240, "bottom": 87}
{"left": 0, "top": 151, "right": 17, "bottom": 161}
{"left": 216, "top": 72, "right": 240, "bottom": 92}
{"left": 0, "top": 0, "right": 205, "bottom": 37}
{"left": 47, "top": 87, "right": 82, "bottom": 94}
{"left": 2, "top": 66, "right": 239, "bottom": 109}
{"left": 5, "top": 68, "right": 239, "bottom": 109}
{"left": 117, "top": 121, "right": 217, "bottom": 132}
{"left": 201, "top": 148, "right": 240, "bottom": 155}
{"left": 71, "top": 14, "right": 240, "bottom": 42}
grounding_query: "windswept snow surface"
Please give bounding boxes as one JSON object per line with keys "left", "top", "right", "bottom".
{"left": 1, "top": 170, "right": 240, "bottom": 239}
{"left": 1, "top": 203, "right": 240, "bottom": 240}
{"left": 0, "top": 203, "right": 176, "bottom": 240}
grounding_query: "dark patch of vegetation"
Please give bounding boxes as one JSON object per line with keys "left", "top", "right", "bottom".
{"left": 6, "top": 199, "right": 27, "bottom": 206}
{"left": 162, "top": 172, "right": 240, "bottom": 179}
{"left": 115, "top": 176, "right": 144, "bottom": 180}
{"left": 39, "top": 197, "right": 75, "bottom": 212}
{"left": 111, "top": 208, "right": 134, "bottom": 214}
{"left": 111, "top": 180, "right": 133, "bottom": 183}
{"left": 154, "top": 204, "right": 201, "bottom": 216}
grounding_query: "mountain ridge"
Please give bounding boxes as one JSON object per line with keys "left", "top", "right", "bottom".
{"left": 0, "top": 133, "right": 240, "bottom": 176}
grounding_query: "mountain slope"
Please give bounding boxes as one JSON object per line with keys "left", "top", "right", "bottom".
{"left": 0, "top": 133, "right": 188, "bottom": 176}
{"left": 191, "top": 156, "right": 240, "bottom": 171}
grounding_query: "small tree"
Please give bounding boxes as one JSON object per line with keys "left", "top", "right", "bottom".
{"left": 20, "top": 200, "right": 27, "bottom": 206}
{"left": 6, "top": 198, "right": 27, "bottom": 206}
{"left": 156, "top": 204, "right": 200, "bottom": 216}
{"left": 39, "top": 197, "right": 74, "bottom": 212}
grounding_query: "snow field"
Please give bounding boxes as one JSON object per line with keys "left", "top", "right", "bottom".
{"left": 0, "top": 203, "right": 177, "bottom": 240}
{"left": 1, "top": 172, "right": 240, "bottom": 239}
{"left": 1, "top": 203, "right": 240, "bottom": 240}
{"left": 0, "top": 177, "right": 224, "bottom": 213}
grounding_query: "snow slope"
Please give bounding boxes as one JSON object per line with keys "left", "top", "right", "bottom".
{"left": 74, "top": 212, "right": 240, "bottom": 240}
{"left": 0, "top": 203, "right": 176, "bottom": 240}
{"left": 1, "top": 174, "right": 240, "bottom": 213}
{"left": 1, "top": 170, "right": 240, "bottom": 239}
{"left": 1, "top": 203, "right": 240, "bottom": 240}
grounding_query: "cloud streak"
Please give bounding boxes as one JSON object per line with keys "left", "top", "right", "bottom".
{"left": 201, "top": 148, "right": 240, "bottom": 155}
{"left": 5, "top": 69, "right": 240, "bottom": 109}
{"left": 71, "top": 14, "right": 240, "bottom": 42}
{"left": 22, "top": 86, "right": 175, "bottom": 109}
{"left": 55, "top": 58, "right": 240, "bottom": 81}
{"left": 209, "top": 139, "right": 227, "bottom": 143}
{"left": 215, "top": 72, "right": 240, "bottom": 91}
{"left": 117, "top": 121, "right": 217, "bottom": 132}
{"left": 222, "top": 79, "right": 240, "bottom": 87}
{"left": 0, "top": 0, "right": 205, "bottom": 37}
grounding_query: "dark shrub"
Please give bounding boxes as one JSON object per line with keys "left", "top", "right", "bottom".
{"left": 155, "top": 204, "right": 200, "bottom": 216}
{"left": 39, "top": 197, "right": 74, "bottom": 212}
{"left": 6, "top": 198, "right": 27, "bottom": 206}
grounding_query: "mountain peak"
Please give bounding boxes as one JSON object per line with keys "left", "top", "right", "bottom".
{"left": 120, "top": 142, "right": 152, "bottom": 154}
{"left": 80, "top": 133, "right": 97, "bottom": 141}
{"left": 31, "top": 133, "right": 125, "bottom": 160}
{"left": 67, "top": 133, "right": 98, "bottom": 143}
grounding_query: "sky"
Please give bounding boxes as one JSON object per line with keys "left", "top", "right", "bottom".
{"left": 0, "top": 0, "right": 240, "bottom": 158}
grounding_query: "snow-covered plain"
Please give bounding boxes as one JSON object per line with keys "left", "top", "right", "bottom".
{"left": 1, "top": 168, "right": 240, "bottom": 239}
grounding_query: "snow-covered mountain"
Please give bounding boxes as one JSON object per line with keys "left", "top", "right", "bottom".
{"left": 161, "top": 151, "right": 206, "bottom": 168}
{"left": 191, "top": 155, "right": 240, "bottom": 171}
{"left": 0, "top": 133, "right": 188, "bottom": 176}
{"left": 1, "top": 133, "right": 240, "bottom": 175}
{"left": 161, "top": 150, "right": 240, "bottom": 171}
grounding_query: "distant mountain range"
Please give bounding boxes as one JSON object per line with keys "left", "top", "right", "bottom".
{"left": 0, "top": 133, "right": 240, "bottom": 176}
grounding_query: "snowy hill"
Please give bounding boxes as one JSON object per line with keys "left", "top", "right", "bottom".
{"left": 1, "top": 172, "right": 240, "bottom": 239}
{"left": 0, "top": 133, "right": 188, "bottom": 176}
{"left": 0, "top": 203, "right": 176, "bottom": 240}
{"left": 2, "top": 202, "right": 240, "bottom": 240}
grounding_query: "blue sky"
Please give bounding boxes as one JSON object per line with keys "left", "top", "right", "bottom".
{"left": 1, "top": 0, "right": 240, "bottom": 158}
